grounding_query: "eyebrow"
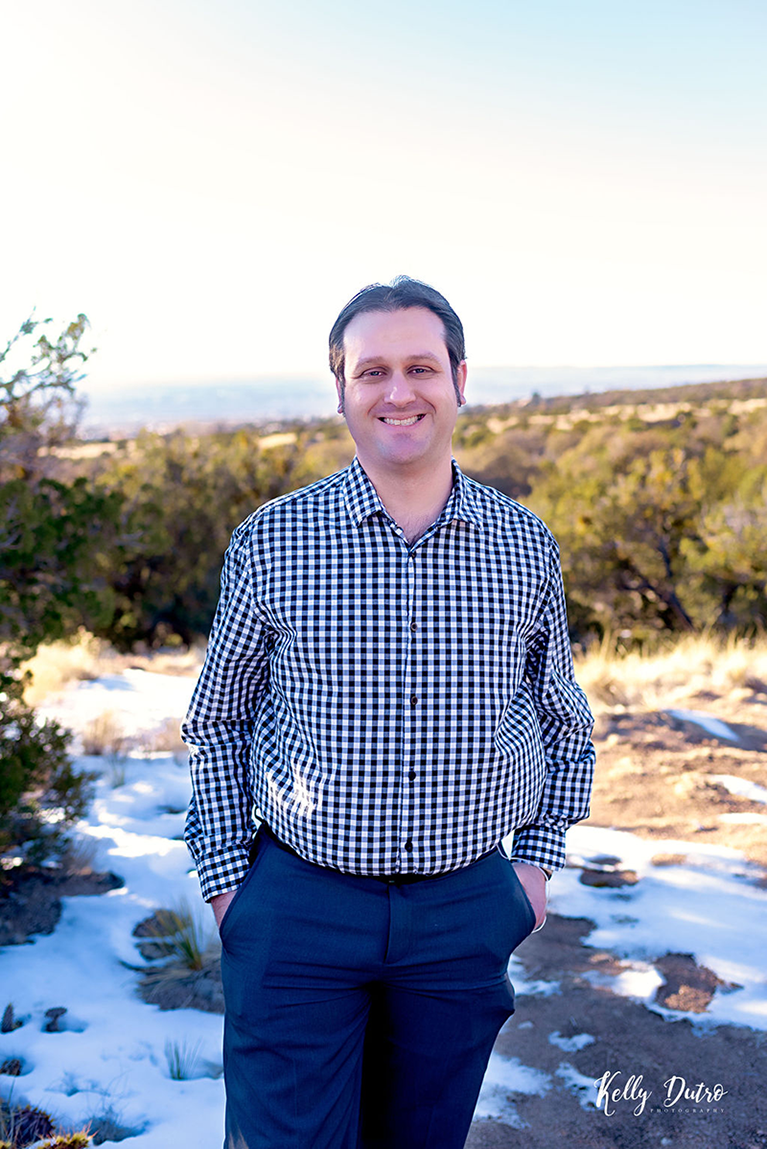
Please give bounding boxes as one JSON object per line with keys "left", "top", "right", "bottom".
{"left": 353, "top": 352, "right": 443, "bottom": 371}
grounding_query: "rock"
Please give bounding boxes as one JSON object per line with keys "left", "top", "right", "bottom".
{"left": 585, "top": 854, "right": 623, "bottom": 867}
{"left": 132, "top": 911, "right": 172, "bottom": 938}
{"left": 653, "top": 952, "right": 732, "bottom": 1013}
{"left": 44, "top": 1006, "right": 67, "bottom": 1033}
{"left": 651, "top": 853, "right": 688, "bottom": 867}
{"left": 579, "top": 868, "right": 639, "bottom": 887}
{"left": 0, "top": 865, "right": 123, "bottom": 947}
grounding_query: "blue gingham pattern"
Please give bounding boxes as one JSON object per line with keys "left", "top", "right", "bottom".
{"left": 183, "top": 459, "right": 595, "bottom": 901}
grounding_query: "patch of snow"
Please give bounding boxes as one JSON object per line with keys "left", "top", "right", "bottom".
{"left": 710, "top": 774, "right": 767, "bottom": 804}
{"left": 555, "top": 1062, "right": 598, "bottom": 1109}
{"left": 1, "top": 671, "right": 219, "bottom": 1147}
{"left": 666, "top": 709, "right": 738, "bottom": 741}
{"left": 548, "top": 1031, "right": 595, "bottom": 1052}
{"left": 36, "top": 670, "right": 195, "bottom": 742}
{"left": 507, "top": 954, "right": 561, "bottom": 997}
{"left": 583, "top": 964, "right": 665, "bottom": 1000}
{"left": 552, "top": 825, "right": 767, "bottom": 1030}
{"left": 474, "top": 1053, "right": 551, "bottom": 1126}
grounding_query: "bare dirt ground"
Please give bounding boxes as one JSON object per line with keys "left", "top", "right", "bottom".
{"left": 0, "top": 868, "right": 122, "bottom": 948}
{"left": 467, "top": 682, "right": 767, "bottom": 1149}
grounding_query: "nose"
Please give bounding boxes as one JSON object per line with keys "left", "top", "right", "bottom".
{"left": 384, "top": 370, "right": 417, "bottom": 406}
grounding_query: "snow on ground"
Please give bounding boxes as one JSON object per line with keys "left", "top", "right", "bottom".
{"left": 476, "top": 823, "right": 767, "bottom": 1122}
{"left": 710, "top": 774, "right": 767, "bottom": 804}
{"left": 35, "top": 668, "right": 196, "bottom": 747}
{"left": 474, "top": 1054, "right": 550, "bottom": 1127}
{"left": 3, "top": 673, "right": 767, "bottom": 1143}
{"left": 2, "top": 669, "right": 220, "bottom": 1147}
{"left": 550, "top": 825, "right": 767, "bottom": 1030}
{"left": 666, "top": 708, "right": 739, "bottom": 742}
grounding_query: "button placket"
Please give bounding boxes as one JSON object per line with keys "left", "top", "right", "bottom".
{"left": 399, "top": 546, "right": 421, "bottom": 863}
{"left": 386, "top": 526, "right": 411, "bottom": 873}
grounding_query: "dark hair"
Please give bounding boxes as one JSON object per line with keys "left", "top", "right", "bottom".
{"left": 329, "top": 275, "right": 466, "bottom": 395}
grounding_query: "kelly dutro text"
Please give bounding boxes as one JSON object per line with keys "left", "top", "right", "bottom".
{"left": 595, "top": 1070, "right": 728, "bottom": 1117}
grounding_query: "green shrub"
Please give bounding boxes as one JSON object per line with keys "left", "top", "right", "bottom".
{"left": 0, "top": 314, "right": 117, "bottom": 868}
{"left": 93, "top": 428, "right": 311, "bottom": 648}
{"left": 0, "top": 681, "right": 95, "bottom": 865}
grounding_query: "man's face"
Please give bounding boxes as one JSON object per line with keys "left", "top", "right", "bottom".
{"left": 337, "top": 307, "right": 466, "bottom": 477}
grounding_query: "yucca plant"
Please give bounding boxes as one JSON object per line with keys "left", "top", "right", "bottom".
{"left": 36, "top": 1134, "right": 92, "bottom": 1148}
{"left": 0, "top": 1098, "right": 54, "bottom": 1146}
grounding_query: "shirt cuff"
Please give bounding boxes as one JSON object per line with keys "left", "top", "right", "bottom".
{"left": 191, "top": 844, "right": 253, "bottom": 903}
{"left": 508, "top": 825, "right": 567, "bottom": 874}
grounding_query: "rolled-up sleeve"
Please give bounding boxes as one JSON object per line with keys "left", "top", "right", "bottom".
{"left": 510, "top": 540, "right": 595, "bottom": 872}
{"left": 181, "top": 526, "right": 270, "bottom": 901}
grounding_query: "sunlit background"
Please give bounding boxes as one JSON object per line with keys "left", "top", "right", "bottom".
{"left": 2, "top": 0, "right": 766, "bottom": 420}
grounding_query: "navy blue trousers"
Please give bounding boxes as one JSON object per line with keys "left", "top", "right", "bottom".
{"left": 219, "top": 831, "right": 535, "bottom": 1149}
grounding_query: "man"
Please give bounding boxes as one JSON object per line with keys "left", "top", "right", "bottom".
{"left": 182, "top": 277, "right": 595, "bottom": 1149}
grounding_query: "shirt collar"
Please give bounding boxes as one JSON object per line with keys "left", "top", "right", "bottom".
{"left": 342, "top": 457, "right": 384, "bottom": 526}
{"left": 342, "top": 457, "right": 484, "bottom": 531}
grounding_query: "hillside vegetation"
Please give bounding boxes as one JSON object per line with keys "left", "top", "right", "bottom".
{"left": 456, "top": 379, "right": 767, "bottom": 644}
{"left": 10, "top": 374, "right": 767, "bottom": 651}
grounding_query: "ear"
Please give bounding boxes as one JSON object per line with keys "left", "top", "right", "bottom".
{"left": 334, "top": 376, "right": 345, "bottom": 415}
{"left": 456, "top": 360, "right": 467, "bottom": 406}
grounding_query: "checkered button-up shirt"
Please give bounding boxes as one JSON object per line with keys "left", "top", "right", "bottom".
{"left": 182, "top": 458, "right": 595, "bottom": 901}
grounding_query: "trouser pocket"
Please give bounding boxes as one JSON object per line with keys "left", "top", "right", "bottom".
{"left": 218, "top": 827, "right": 266, "bottom": 945}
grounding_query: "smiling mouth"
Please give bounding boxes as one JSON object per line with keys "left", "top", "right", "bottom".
{"left": 379, "top": 414, "right": 425, "bottom": 426}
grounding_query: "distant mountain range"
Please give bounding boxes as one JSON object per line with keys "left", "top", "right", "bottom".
{"left": 79, "top": 364, "right": 767, "bottom": 436}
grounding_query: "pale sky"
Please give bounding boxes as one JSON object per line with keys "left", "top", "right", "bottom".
{"left": 2, "top": 0, "right": 766, "bottom": 393}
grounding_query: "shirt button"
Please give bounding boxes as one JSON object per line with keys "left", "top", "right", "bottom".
{"left": 408, "top": 769, "right": 417, "bottom": 781}
{"left": 409, "top": 621, "right": 418, "bottom": 631}
{"left": 410, "top": 695, "right": 418, "bottom": 706}
{"left": 404, "top": 839, "right": 413, "bottom": 852}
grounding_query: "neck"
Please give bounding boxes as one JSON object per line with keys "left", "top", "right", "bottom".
{"left": 359, "top": 455, "right": 455, "bottom": 543}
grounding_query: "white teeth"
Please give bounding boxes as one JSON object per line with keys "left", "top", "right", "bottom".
{"left": 381, "top": 415, "right": 422, "bottom": 426}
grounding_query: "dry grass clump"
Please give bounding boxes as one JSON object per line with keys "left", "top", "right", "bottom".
{"left": 58, "top": 835, "right": 100, "bottom": 877}
{"left": 124, "top": 645, "right": 206, "bottom": 677}
{"left": 21, "top": 635, "right": 204, "bottom": 708}
{"left": 80, "top": 711, "right": 126, "bottom": 759}
{"left": 164, "top": 1037, "right": 204, "bottom": 1080}
{"left": 576, "top": 632, "right": 767, "bottom": 714}
{"left": 133, "top": 902, "right": 224, "bottom": 1013}
{"left": 135, "top": 901, "right": 211, "bottom": 970}
{"left": 84, "top": 1104, "right": 140, "bottom": 1145}
{"left": 21, "top": 631, "right": 112, "bottom": 705}
{"left": 137, "top": 717, "right": 186, "bottom": 760}
{"left": 163, "top": 1036, "right": 223, "bottom": 1080}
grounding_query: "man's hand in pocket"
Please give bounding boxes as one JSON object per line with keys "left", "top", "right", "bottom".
{"left": 210, "top": 889, "right": 237, "bottom": 932}
{"left": 511, "top": 862, "right": 548, "bottom": 930}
